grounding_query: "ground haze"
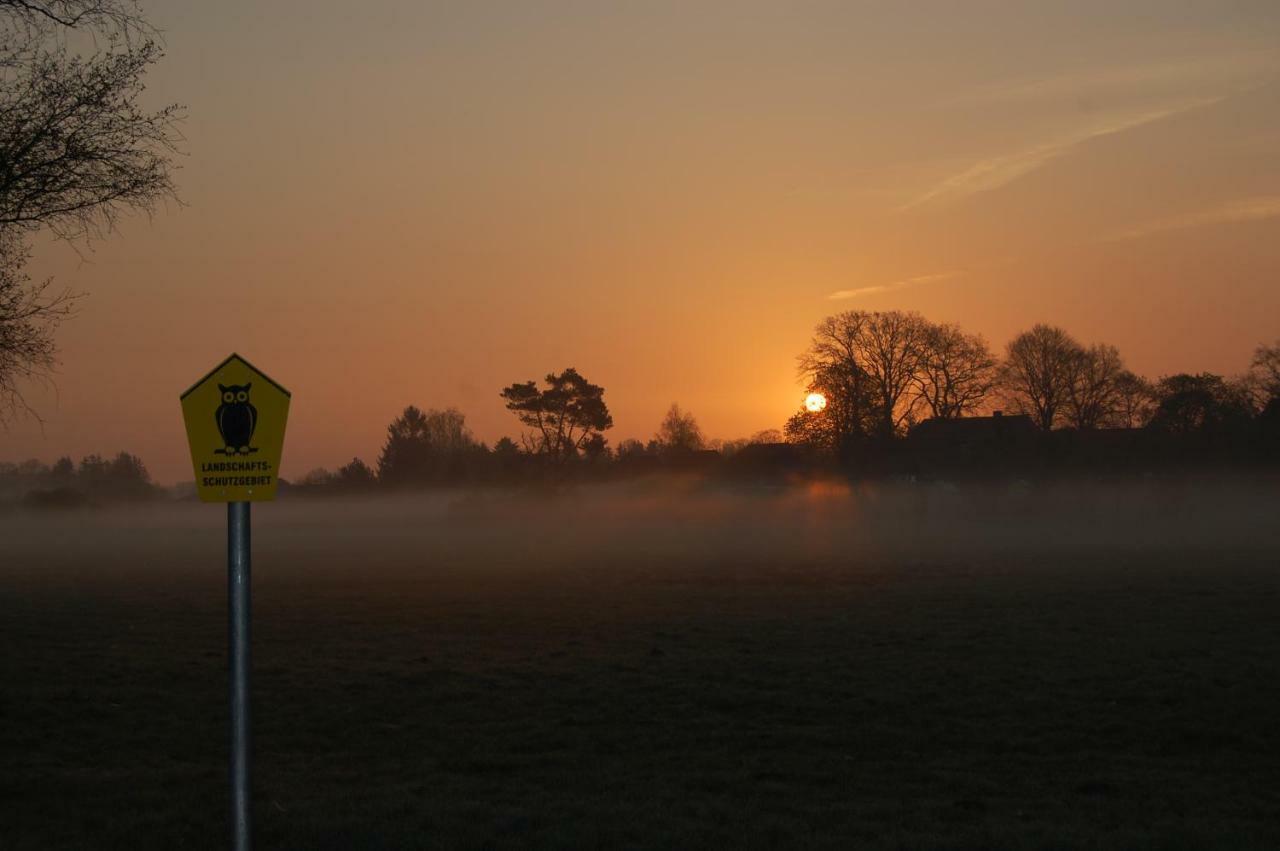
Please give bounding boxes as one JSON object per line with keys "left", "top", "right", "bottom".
{"left": 3, "top": 477, "right": 1278, "bottom": 849}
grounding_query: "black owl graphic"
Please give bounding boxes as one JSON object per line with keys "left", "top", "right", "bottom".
{"left": 215, "top": 383, "right": 259, "bottom": 455}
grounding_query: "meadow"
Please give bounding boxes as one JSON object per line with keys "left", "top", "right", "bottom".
{"left": 2, "top": 476, "right": 1278, "bottom": 850}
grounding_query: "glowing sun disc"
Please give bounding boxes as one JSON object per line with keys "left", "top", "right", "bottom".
{"left": 805, "top": 392, "right": 827, "bottom": 412}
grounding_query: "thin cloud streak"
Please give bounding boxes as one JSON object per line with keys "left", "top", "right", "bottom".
{"left": 945, "top": 53, "right": 1279, "bottom": 107}
{"left": 900, "top": 97, "right": 1221, "bottom": 211}
{"left": 1110, "top": 196, "right": 1280, "bottom": 241}
{"left": 828, "top": 271, "right": 962, "bottom": 301}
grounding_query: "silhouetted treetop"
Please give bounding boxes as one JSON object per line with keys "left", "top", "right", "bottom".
{"left": 914, "top": 322, "right": 996, "bottom": 420}
{"left": 500, "top": 368, "right": 612, "bottom": 462}
{"left": 999, "top": 324, "right": 1080, "bottom": 431}
{"left": 1147, "top": 373, "right": 1256, "bottom": 435}
{"left": 377, "top": 406, "right": 478, "bottom": 485}
{"left": 655, "top": 403, "right": 704, "bottom": 454}
{"left": 1064, "top": 343, "right": 1127, "bottom": 430}
{"left": 1253, "top": 341, "right": 1280, "bottom": 401}
{"left": 0, "top": 232, "right": 75, "bottom": 421}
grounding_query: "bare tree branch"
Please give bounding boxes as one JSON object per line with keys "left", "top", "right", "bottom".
{"left": 0, "top": 0, "right": 177, "bottom": 420}
{"left": 0, "top": 229, "right": 78, "bottom": 424}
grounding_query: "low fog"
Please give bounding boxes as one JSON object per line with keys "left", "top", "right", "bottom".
{"left": 4, "top": 476, "right": 1278, "bottom": 588}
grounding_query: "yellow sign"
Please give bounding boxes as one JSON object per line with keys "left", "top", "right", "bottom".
{"left": 180, "top": 354, "right": 291, "bottom": 502}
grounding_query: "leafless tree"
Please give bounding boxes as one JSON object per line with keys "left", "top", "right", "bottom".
{"left": 1, "top": 1, "right": 146, "bottom": 31}
{"left": 1106, "top": 370, "right": 1156, "bottom": 428}
{"left": 0, "top": 0, "right": 180, "bottom": 418}
{"left": 654, "top": 403, "right": 704, "bottom": 453}
{"left": 0, "top": 232, "right": 75, "bottom": 422}
{"left": 999, "top": 324, "right": 1082, "bottom": 430}
{"left": 1252, "top": 340, "right": 1280, "bottom": 401}
{"left": 859, "top": 310, "right": 930, "bottom": 435}
{"left": 913, "top": 322, "right": 996, "bottom": 419}
{"left": 799, "top": 310, "right": 927, "bottom": 438}
{"left": 798, "top": 312, "right": 874, "bottom": 445}
{"left": 0, "top": 0, "right": 181, "bottom": 240}
{"left": 1064, "top": 343, "right": 1126, "bottom": 429}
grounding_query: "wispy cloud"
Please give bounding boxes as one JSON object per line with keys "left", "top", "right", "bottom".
{"left": 827, "top": 271, "right": 962, "bottom": 301}
{"left": 945, "top": 53, "right": 1278, "bottom": 108}
{"left": 1109, "top": 196, "right": 1280, "bottom": 242}
{"left": 900, "top": 98, "right": 1219, "bottom": 211}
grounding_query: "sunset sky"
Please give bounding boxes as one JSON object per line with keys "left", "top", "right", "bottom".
{"left": 8, "top": 0, "right": 1280, "bottom": 483}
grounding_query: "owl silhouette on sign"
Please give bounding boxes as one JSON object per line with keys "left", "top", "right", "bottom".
{"left": 215, "top": 383, "right": 258, "bottom": 455}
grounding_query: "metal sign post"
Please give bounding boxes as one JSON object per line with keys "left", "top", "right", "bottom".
{"left": 181, "top": 354, "right": 290, "bottom": 851}
{"left": 228, "top": 501, "right": 252, "bottom": 851}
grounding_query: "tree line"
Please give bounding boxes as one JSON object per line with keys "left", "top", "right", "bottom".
{"left": 3, "top": 312, "right": 1277, "bottom": 504}
{"left": 784, "top": 311, "right": 1279, "bottom": 457}
{"left": 288, "top": 315, "right": 1278, "bottom": 492}
{"left": 0, "top": 451, "right": 157, "bottom": 506}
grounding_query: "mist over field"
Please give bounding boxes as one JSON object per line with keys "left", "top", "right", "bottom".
{"left": 4, "top": 476, "right": 1280, "bottom": 850}
{"left": 5, "top": 475, "right": 1278, "bottom": 581}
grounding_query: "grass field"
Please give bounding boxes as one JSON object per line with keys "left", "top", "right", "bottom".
{"left": 2, "top": 477, "right": 1279, "bottom": 850}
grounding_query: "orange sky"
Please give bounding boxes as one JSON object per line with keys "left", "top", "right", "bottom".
{"left": 7, "top": 1, "right": 1280, "bottom": 483}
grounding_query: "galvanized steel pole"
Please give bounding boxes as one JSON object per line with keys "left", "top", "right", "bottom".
{"left": 228, "top": 501, "right": 252, "bottom": 851}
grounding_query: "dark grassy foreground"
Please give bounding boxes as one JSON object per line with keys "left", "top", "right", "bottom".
{"left": 2, "top": 479, "right": 1279, "bottom": 850}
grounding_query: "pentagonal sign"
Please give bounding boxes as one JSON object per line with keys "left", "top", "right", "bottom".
{"left": 180, "top": 354, "right": 290, "bottom": 502}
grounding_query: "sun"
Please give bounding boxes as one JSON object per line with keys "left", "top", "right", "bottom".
{"left": 804, "top": 392, "right": 827, "bottom": 412}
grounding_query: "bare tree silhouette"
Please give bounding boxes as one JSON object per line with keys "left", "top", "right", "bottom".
{"left": 0, "top": 0, "right": 180, "bottom": 419}
{"left": 999, "top": 324, "right": 1081, "bottom": 430}
{"left": 1252, "top": 341, "right": 1280, "bottom": 401}
{"left": 799, "top": 310, "right": 928, "bottom": 440}
{"left": 1107, "top": 370, "right": 1157, "bottom": 429}
{"left": 913, "top": 322, "right": 996, "bottom": 419}
{"left": 0, "top": 233, "right": 74, "bottom": 421}
{"left": 1064, "top": 343, "right": 1126, "bottom": 430}
{"left": 655, "top": 403, "right": 705, "bottom": 454}
{"left": 0, "top": 0, "right": 181, "bottom": 240}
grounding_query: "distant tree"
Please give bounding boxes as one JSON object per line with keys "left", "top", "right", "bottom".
{"left": 614, "top": 438, "right": 648, "bottom": 460}
{"left": 61, "top": 450, "right": 152, "bottom": 498}
{"left": 654, "top": 403, "right": 704, "bottom": 453}
{"left": 0, "top": 456, "right": 49, "bottom": 497}
{"left": 13, "top": 458, "right": 48, "bottom": 476}
{"left": 499, "top": 368, "right": 613, "bottom": 462}
{"left": 749, "top": 429, "right": 783, "bottom": 444}
{"left": 297, "top": 468, "right": 333, "bottom": 488}
{"left": 377, "top": 406, "right": 430, "bottom": 484}
{"left": 49, "top": 455, "right": 74, "bottom": 481}
{"left": 334, "top": 457, "right": 375, "bottom": 488}
{"left": 1107, "top": 370, "right": 1156, "bottom": 429}
{"left": 999, "top": 324, "right": 1082, "bottom": 430}
{"left": 581, "top": 433, "right": 610, "bottom": 461}
{"left": 913, "top": 322, "right": 996, "bottom": 419}
{"left": 377, "top": 406, "right": 476, "bottom": 484}
{"left": 1147, "top": 373, "right": 1256, "bottom": 435}
{"left": 77, "top": 453, "right": 108, "bottom": 483}
{"left": 107, "top": 451, "right": 148, "bottom": 485}
{"left": 784, "top": 409, "right": 835, "bottom": 449}
{"left": 1252, "top": 340, "right": 1280, "bottom": 401}
{"left": 492, "top": 437, "right": 520, "bottom": 457}
{"left": 1064, "top": 343, "right": 1126, "bottom": 430}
